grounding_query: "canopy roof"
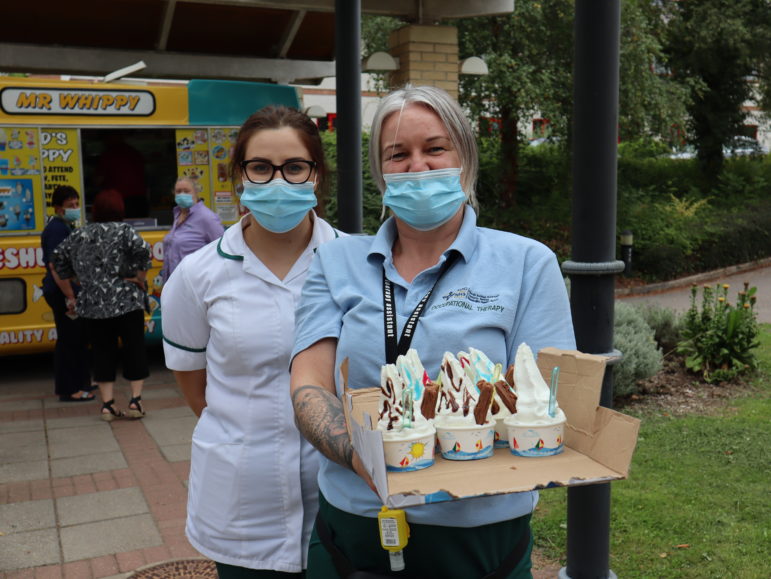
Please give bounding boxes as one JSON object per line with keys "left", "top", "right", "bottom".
{"left": 0, "top": 0, "right": 513, "bottom": 84}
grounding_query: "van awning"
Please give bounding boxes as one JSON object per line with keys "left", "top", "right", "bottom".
{"left": 0, "top": 1, "right": 514, "bottom": 84}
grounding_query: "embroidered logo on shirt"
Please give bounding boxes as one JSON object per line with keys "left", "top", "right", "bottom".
{"left": 430, "top": 287, "right": 504, "bottom": 313}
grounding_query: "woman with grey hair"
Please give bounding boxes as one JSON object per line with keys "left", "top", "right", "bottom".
{"left": 291, "top": 85, "right": 575, "bottom": 577}
{"left": 160, "top": 176, "right": 224, "bottom": 282}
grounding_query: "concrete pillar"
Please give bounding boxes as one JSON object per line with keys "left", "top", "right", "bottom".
{"left": 388, "top": 25, "right": 459, "bottom": 98}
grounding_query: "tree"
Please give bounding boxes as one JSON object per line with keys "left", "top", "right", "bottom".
{"left": 457, "top": 0, "right": 688, "bottom": 209}
{"left": 618, "top": 0, "right": 689, "bottom": 143}
{"left": 457, "top": 0, "right": 574, "bottom": 211}
{"left": 662, "top": 0, "right": 771, "bottom": 183}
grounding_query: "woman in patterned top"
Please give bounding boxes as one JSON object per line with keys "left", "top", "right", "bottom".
{"left": 53, "top": 189, "right": 153, "bottom": 421}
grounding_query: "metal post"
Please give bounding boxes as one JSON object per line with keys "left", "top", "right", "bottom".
{"left": 620, "top": 230, "right": 634, "bottom": 277}
{"left": 335, "top": 0, "right": 363, "bottom": 233}
{"left": 560, "top": 1, "right": 623, "bottom": 578}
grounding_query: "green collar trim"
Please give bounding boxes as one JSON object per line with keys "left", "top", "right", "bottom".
{"left": 217, "top": 236, "right": 244, "bottom": 261}
{"left": 217, "top": 224, "right": 339, "bottom": 259}
{"left": 162, "top": 335, "right": 206, "bottom": 353}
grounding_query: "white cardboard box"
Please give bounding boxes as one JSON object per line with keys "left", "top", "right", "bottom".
{"left": 343, "top": 348, "right": 641, "bottom": 508}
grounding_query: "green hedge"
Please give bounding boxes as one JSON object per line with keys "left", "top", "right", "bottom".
{"left": 321, "top": 133, "right": 771, "bottom": 281}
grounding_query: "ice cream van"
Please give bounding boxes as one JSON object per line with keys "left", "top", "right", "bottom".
{"left": 0, "top": 76, "right": 300, "bottom": 355}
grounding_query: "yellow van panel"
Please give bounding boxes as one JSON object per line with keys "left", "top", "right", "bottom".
{"left": 0, "top": 228, "right": 167, "bottom": 356}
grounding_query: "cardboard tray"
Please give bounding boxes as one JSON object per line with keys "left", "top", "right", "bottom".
{"left": 343, "top": 348, "right": 641, "bottom": 508}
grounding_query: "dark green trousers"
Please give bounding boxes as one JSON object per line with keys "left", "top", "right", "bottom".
{"left": 215, "top": 562, "right": 304, "bottom": 578}
{"left": 307, "top": 494, "right": 533, "bottom": 579}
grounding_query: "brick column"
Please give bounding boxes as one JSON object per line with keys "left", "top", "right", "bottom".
{"left": 388, "top": 25, "right": 459, "bottom": 98}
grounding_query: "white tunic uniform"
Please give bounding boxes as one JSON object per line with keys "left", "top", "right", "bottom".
{"left": 162, "top": 214, "right": 339, "bottom": 572}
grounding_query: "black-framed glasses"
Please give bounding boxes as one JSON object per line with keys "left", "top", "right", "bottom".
{"left": 240, "top": 159, "right": 317, "bottom": 185}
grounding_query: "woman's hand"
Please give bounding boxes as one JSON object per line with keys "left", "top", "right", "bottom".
{"left": 124, "top": 269, "right": 148, "bottom": 289}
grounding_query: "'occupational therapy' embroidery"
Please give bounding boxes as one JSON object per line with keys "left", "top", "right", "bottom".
{"left": 430, "top": 287, "right": 504, "bottom": 313}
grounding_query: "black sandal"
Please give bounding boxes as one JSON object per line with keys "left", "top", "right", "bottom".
{"left": 126, "top": 396, "right": 145, "bottom": 419}
{"left": 100, "top": 399, "right": 125, "bottom": 422}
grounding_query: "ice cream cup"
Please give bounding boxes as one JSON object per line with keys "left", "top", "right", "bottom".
{"left": 493, "top": 417, "right": 509, "bottom": 448}
{"left": 505, "top": 418, "right": 565, "bottom": 457}
{"left": 435, "top": 421, "right": 495, "bottom": 461}
{"left": 382, "top": 427, "right": 436, "bottom": 472}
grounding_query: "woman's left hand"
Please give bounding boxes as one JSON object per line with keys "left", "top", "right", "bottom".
{"left": 124, "top": 276, "right": 146, "bottom": 289}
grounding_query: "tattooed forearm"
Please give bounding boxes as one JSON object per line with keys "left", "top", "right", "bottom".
{"left": 292, "top": 384, "right": 353, "bottom": 470}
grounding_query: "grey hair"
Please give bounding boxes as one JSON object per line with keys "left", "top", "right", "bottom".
{"left": 369, "top": 85, "right": 478, "bottom": 211}
{"left": 174, "top": 176, "right": 203, "bottom": 194}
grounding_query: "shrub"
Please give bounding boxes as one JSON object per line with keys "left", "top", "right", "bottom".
{"left": 677, "top": 282, "right": 761, "bottom": 383}
{"left": 636, "top": 303, "right": 683, "bottom": 353}
{"left": 613, "top": 302, "right": 664, "bottom": 397}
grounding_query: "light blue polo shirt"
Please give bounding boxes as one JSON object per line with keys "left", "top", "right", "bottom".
{"left": 292, "top": 207, "right": 576, "bottom": 527}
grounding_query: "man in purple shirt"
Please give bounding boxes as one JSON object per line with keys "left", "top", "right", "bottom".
{"left": 161, "top": 177, "right": 225, "bottom": 281}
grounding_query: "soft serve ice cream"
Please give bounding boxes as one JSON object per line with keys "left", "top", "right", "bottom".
{"left": 459, "top": 347, "right": 514, "bottom": 447}
{"left": 433, "top": 352, "right": 495, "bottom": 460}
{"left": 504, "top": 343, "right": 566, "bottom": 456}
{"left": 377, "top": 353, "right": 436, "bottom": 471}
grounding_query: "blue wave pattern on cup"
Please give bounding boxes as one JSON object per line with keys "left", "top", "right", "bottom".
{"left": 436, "top": 425, "right": 495, "bottom": 461}
{"left": 507, "top": 422, "right": 565, "bottom": 457}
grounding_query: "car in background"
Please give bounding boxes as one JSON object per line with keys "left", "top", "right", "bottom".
{"left": 528, "top": 136, "right": 563, "bottom": 147}
{"left": 668, "top": 137, "right": 768, "bottom": 160}
{"left": 723, "top": 136, "right": 768, "bottom": 158}
{"left": 668, "top": 145, "right": 696, "bottom": 159}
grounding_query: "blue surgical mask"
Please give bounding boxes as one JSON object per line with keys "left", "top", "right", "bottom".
{"left": 175, "top": 193, "right": 194, "bottom": 208}
{"left": 63, "top": 208, "right": 81, "bottom": 222}
{"left": 383, "top": 168, "right": 466, "bottom": 231}
{"left": 240, "top": 179, "right": 317, "bottom": 233}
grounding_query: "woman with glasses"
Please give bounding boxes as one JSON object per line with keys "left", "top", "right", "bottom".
{"left": 161, "top": 106, "right": 340, "bottom": 578}
{"left": 160, "top": 177, "right": 224, "bottom": 282}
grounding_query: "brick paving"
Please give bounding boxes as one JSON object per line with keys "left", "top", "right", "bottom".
{"left": 0, "top": 349, "right": 563, "bottom": 578}
{"left": 0, "top": 352, "right": 201, "bottom": 579}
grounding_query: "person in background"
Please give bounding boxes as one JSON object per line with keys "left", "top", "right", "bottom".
{"left": 53, "top": 189, "right": 152, "bottom": 421}
{"left": 161, "top": 106, "right": 340, "bottom": 578}
{"left": 41, "top": 185, "right": 94, "bottom": 402}
{"left": 160, "top": 177, "right": 224, "bottom": 282}
{"left": 290, "top": 86, "right": 576, "bottom": 578}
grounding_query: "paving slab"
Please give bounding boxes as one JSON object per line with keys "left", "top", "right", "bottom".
{"left": 48, "top": 424, "right": 119, "bottom": 459}
{"left": 61, "top": 514, "right": 162, "bottom": 562}
{"left": 0, "top": 430, "right": 48, "bottom": 464}
{"left": 142, "top": 410, "right": 197, "bottom": 447}
{"left": 0, "top": 528, "right": 59, "bottom": 571}
{"left": 0, "top": 398, "right": 43, "bottom": 411}
{"left": 46, "top": 414, "right": 105, "bottom": 430}
{"left": 50, "top": 450, "right": 127, "bottom": 478}
{"left": 43, "top": 396, "right": 99, "bottom": 409}
{"left": 57, "top": 487, "right": 149, "bottom": 527}
{"left": 0, "top": 418, "right": 44, "bottom": 434}
{"left": 0, "top": 499, "right": 56, "bottom": 534}
{"left": 140, "top": 387, "right": 182, "bottom": 400}
{"left": 159, "top": 443, "right": 192, "bottom": 462}
{"left": 0, "top": 459, "right": 49, "bottom": 484}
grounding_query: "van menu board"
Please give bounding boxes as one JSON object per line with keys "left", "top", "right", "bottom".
{"left": 41, "top": 128, "right": 82, "bottom": 218}
{"left": 209, "top": 127, "right": 239, "bottom": 224}
{"left": 175, "top": 127, "right": 239, "bottom": 224}
{"left": 0, "top": 126, "right": 42, "bottom": 231}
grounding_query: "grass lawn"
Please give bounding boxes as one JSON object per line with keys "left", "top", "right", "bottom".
{"left": 532, "top": 324, "right": 771, "bottom": 578}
